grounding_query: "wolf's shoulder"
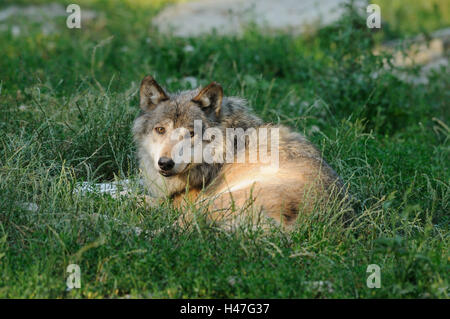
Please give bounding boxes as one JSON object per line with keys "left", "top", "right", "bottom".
{"left": 220, "top": 96, "right": 263, "bottom": 129}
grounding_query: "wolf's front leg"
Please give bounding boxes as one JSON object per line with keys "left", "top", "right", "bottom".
{"left": 137, "top": 194, "right": 164, "bottom": 209}
{"left": 171, "top": 188, "right": 202, "bottom": 229}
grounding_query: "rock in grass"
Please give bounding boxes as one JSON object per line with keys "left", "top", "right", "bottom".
{"left": 153, "top": 0, "right": 365, "bottom": 37}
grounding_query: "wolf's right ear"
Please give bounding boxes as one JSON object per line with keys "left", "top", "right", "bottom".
{"left": 139, "top": 75, "right": 169, "bottom": 112}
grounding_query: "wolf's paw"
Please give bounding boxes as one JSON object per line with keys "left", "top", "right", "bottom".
{"left": 137, "top": 195, "right": 162, "bottom": 208}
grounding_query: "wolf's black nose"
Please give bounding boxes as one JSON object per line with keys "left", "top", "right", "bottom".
{"left": 158, "top": 157, "right": 175, "bottom": 171}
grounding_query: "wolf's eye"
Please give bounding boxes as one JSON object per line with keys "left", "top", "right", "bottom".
{"left": 155, "top": 127, "right": 165, "bottom": 135}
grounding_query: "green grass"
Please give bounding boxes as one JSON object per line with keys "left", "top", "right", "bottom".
{"left": 0, "top": 0, "right": 449, "bottom": 298}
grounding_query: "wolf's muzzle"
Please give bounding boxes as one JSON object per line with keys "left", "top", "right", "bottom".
{"left": 158, "top": 157, "right": 175, "bottom": 172}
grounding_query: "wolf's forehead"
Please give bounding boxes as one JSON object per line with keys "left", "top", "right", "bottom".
{"left": 154, "top": 101, "right": 202, "bottom": 127}
{"left": 172, "top": 106, "right": 203, "bottom": 128}
{"left": 170, "top": 89, "right": 200, "bottom": 103}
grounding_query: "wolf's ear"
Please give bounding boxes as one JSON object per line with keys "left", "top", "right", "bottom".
{"left": 192, "top": 82, "right": 223, "bottom": 117}
{"left": 139, "top": 75, "right": 169, "bottom": 112}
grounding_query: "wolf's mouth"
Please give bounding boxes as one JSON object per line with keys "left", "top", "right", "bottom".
{"left": 159, "top": 171, "right": 175, "bottom": 177}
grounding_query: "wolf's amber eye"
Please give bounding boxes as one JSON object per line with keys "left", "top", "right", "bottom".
{"left": 155, "top": 127, "right": 165, "bottom": 135}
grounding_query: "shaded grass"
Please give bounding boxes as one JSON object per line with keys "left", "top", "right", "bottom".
{"left": 0, "top": 1, "right": 448, "bottom": 298}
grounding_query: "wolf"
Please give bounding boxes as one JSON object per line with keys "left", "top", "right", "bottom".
{"left": 133, "top": 75, "right": 348, "bottom": 230}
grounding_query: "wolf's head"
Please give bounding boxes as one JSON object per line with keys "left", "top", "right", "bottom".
{"left": 133, "top": 75, "right": 224, "bottom": 180}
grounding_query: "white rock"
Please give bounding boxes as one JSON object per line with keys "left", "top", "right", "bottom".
{"left": 74, "top": 179, "right": 144, "bottom": 197}
{"left": 11, "top": 25, "right": 20, "bottom": 37}
{"left": 183, "top": 44, "right": 195, "bottom": 52}
{"left": 153, "top": 0, "right": 365, "bottom": 37}
{"left": 181, "top": 76, "right": 198, "bottom": 88}
{"left": 17, "top": 202, "right": 39, "bottom": 212}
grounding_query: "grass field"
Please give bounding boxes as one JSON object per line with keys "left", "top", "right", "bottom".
{"left": 0, "top": 0, "right": 449, "bottom": 298}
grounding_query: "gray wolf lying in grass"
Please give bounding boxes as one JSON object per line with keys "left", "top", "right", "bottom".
{"left": 133, "top": 75, "right": 349, "bottom": 230}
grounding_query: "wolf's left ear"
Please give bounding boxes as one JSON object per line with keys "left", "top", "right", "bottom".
{"left": 192, "top": 82, "right": 223, "bottom": 117}
{"left": 139, "top": 75, "right": 169, "bottom": 112}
